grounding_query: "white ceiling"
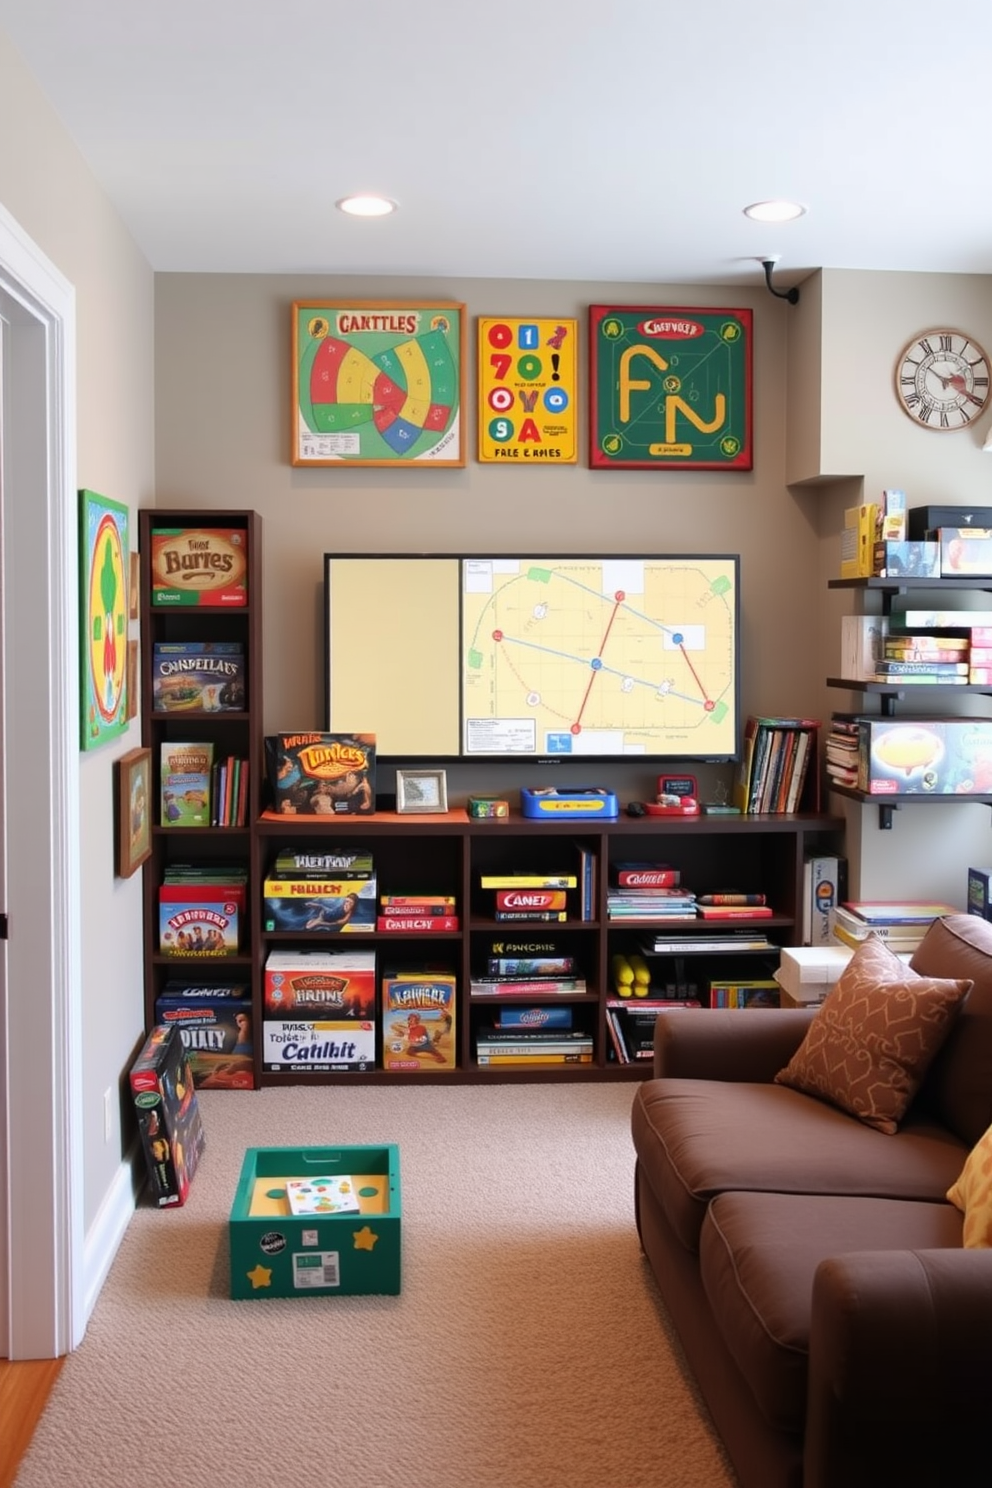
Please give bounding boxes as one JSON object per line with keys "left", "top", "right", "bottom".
{"left": 2, "top": 0, "right": 991, "bottom": 290}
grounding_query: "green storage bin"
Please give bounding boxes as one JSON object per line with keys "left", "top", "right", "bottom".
{"left": 229, "top": 1144, "right": 400, "bottom": 1299}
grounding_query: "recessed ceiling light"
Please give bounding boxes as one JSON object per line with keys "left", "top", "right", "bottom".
{"left": 743, "top": 200, "right": 806, "bottom": 224}
{"left": 337, "top": 195, "right": 397, "bottom": 218}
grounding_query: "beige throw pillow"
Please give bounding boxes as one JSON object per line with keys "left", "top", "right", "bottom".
{"left": 774, "top": 934, "right": 971, "bottom": 1134}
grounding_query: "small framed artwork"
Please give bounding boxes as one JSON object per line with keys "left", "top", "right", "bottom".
{"left": 292, "top": 300, "right": 465, "bottom": 467}
{"left": 396, "top": 768, "right": 448, "bottom": 815}
{"left": 79, "top": 488, "right": 129, "bottom": 750}
{"left": 117, "top": 746, "right": 152, "bottom": 878}
{"left": 126, "top": 639, "right": 139, "bottom": 720}
{"left": 128, "top": 550, "right": 140, "bottom": 620}
{"left": 477, "top": 317, "right": 578, "bottom": 463}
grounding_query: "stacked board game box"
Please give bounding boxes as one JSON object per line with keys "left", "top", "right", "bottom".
{"left": 264, "top": 846, "right": 376, "bottom": 933}
{"left": 158, "top": 862, "right": 247, "bottom": 957}
{"left": 154, "top": 981, "right": 254, "bottom": 1089}
{"left": 263, "top": 948, "right": 376, "bottom": 1072}
{"left": 129, "top": 1023, "right": 206, "bottom": 1207}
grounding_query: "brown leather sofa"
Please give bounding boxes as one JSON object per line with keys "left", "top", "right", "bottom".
{"left": 631, "top": 912, "right": 992, "bottom": 1488}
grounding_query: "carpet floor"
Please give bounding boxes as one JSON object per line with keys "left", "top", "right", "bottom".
{"left": 16, "top": 1082, "right": 735, "bottom": 1488}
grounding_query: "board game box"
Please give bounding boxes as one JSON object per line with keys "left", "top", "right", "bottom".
{"left": 159, "top": 885, "right": 240, "bottom": 956}
{"left": 152, "top": 642, "right": 246, "bottom": 712}
{"left": 150, "top": 527, "right": 248, "bottom": 606}
{"left": 154, "top": 982, "right": 254, "bottom": 1088}
{"left": 381, "top": 971, "right": 457, "bottom": 1071}
{"left": 265, "top": 732, "right": 375, "bottom": 814}
{"left": 129, "top": 1023, "right": 206, "bottom": 1207}
{"left": 263, "top": 873, "right": 376, "bottom": 933}
{"left": 262, "top": 1019, "right": 377, "bottom": 1072}
{"left": 264, "top": 947, "right": 376, "bottom": 1017}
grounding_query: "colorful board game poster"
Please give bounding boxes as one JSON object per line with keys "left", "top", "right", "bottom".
{"left": 79, "top": 488, "right": 129, "bottom": 750}
{"left": 477, "top": 318, "right": 577, "bottom": 463}
{"left": 589, "top": 306, "right": 752, "bottom": 471}
{"left": 292, "top": 301, "right": 465, "bottom": 467}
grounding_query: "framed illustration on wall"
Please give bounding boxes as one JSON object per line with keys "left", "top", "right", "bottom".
{"left": 477, "top": 317, "right": 577, "bottom": 463}
{"left": 79, "top": 488, "right": 129, "bottom": 750}
{"left": 117, "top": 746, "right": 151, "bottom": 877}
{"left": 292, "top": 300, "right": 466, "bottom": 467}
{"left": 588, "top": 306, "right": 753, "bottom": 471}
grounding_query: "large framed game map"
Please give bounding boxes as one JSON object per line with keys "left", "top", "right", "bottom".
{"left": 589, "top": 306, "right": 752, "bottom": 471}
{"left": 292, "top": 300, "right": 465, "bottom": 467}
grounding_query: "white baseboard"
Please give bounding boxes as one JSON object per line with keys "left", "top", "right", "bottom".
{"left": 81, "top": 1152, "right": 137, "bottom": 1334}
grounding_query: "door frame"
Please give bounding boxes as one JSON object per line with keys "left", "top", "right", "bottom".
{"left": 0, "top": 200, "right": 84, "bottom": 1357}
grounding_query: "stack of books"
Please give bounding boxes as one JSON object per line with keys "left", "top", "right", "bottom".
{"left": 825, "top": 716, "right": 861, "bottom": 791}
{"left": 607, "top": 861, "right": 698, "bottom": 922}
{"left": 606, "top": 998, "right": 702, "bottom": 1063}
{"left": 831, "top": 900, "right": 960, "bottom": 953}
{"left": 733, "top": 716, "right": 820, "bottom": 814}
{"left": 874, "top": 632, "right": 970, "bottom": 686}
{"left": 469, "top": 967, "right": 587, "bottom": 996}
{"left": 474, "top": 1027, "right": 593, "bottom": 1066}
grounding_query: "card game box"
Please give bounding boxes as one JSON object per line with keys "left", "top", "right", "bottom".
{"left": 152, "top": 642, "right": 246, "bottom": 712}
{"left": 150, "top": 527, "right": 248, "bottom": 606}
{"left": 229, "top": 1144, "right": 401, "bottom": 1298}
{"left": 129, "top": 1024, "right": 206, "bottom": 1207}
{"left": 154, "top": 982, "right": 255, "bottom": 1089}
{"left": 381, "top": 972, "right": 457, "bottom": 1071}
{"left": 265, "top": 732, "right": 375, "bottom": 815}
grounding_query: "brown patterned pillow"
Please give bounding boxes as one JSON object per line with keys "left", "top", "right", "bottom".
{"left": 774, "top": 934, "right": 971, "bottom": 1133}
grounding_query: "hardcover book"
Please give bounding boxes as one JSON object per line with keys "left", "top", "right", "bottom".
{"left": 160, "top": 741, "right": 213, "bottom": 827}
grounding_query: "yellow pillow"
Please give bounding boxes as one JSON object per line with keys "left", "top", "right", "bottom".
{"left": 947, "top": 1123, "right": 992, "bottom": 1248}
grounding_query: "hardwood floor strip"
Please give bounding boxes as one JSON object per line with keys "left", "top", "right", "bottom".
{"left": 0, "top": 1359, "right": 64, "bottom": 1488}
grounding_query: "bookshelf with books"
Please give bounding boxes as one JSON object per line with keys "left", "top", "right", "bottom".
{"left": 139, "top": 510, "right": 263, "bottom": 1059}
{"left": 826, "top": 576, "right": 992, "bottom": 827}
{"left": 252, "top": 809, "right": 842, "bottom": 1085}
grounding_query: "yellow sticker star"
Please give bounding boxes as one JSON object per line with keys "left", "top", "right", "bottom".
{"left": 353, "top": 1225, "right": 378, "bottom": 1252}
{"left": 247, "top": 1264, "right": 272, "bottom": 1289}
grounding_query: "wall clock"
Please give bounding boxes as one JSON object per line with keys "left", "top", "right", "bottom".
{"left": 895, "top": 329, "right": 991, "bottom": 430}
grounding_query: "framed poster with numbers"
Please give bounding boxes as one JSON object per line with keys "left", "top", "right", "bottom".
{"left": 292, "top": 300, "right": 465, "bottom": 467}
{"left": 478, "top": 317, "right": 577, "bottom": 463}
{"left": 589, "top": 306, "right": 752, "bottom": 471}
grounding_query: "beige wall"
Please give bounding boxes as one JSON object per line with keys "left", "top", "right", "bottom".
{"left": 0, "top": 31, "right": 155, "bottom": 1234}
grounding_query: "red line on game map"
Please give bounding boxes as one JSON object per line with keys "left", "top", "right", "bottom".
{"left": 679, "top": 643, "right": 711, "bottom": 704}
{"left": 574, "top": 597, "right": 622, "bottom": 728}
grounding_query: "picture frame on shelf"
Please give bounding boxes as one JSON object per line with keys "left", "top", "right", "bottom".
{"left": 117, "top": 746, "right": 152, "bottom": 878}
{"left": 291, "top": 300, "right": 465, "bottom": 468}
{"left": 396, "top": 768, "right": 448, "bottom": 815}
{"left": 79, "top": 488, "right": 130, "bottom": 751}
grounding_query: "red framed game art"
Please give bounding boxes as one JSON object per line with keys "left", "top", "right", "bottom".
{"left": 589, "top": 306, "right": 753, "bottom": 471}
{"left": 292, "top": 300, "right": 465, "bottom": 467}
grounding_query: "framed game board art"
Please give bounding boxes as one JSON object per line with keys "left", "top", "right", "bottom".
{"left": 589, "top": 306, "right": 752, "bottom": 471}
{"left": 79, "top": 488, "right": 129, "bottom": 750}
{"left": 292, "top": 300, "right": 465, "bottom": 467}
